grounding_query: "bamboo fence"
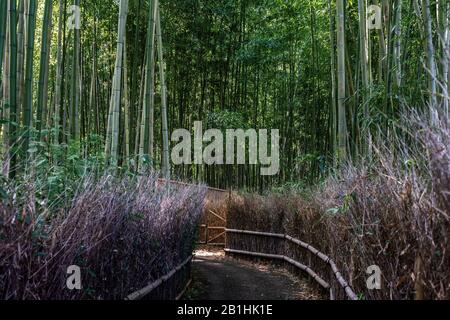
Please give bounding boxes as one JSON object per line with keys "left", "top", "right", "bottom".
{"left": 126, "top": 255, "right": 193, "bottom": 300}
{"left": 225, "top": 229, "right": 358, "bottom": 300}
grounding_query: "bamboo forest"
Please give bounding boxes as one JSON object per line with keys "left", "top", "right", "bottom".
{"left": 0, "top": 0, "right": 449, "bottom": 302}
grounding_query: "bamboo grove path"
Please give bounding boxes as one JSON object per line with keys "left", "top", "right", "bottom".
{"left": 189, "top": 253, "right": 321, "bottom": 300}
{"left": 156, "top": 180, "right": 324, "bottom": 300}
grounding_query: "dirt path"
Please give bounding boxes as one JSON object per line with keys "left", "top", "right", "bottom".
{"left": 188, "top": 253, "right": 321, "bottom": 300}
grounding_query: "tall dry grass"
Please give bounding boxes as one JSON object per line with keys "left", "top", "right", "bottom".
{"left": 228, "top": 117, "right": 449, "bottom": 300}
{"left": 0, "top": 173, "right": 206, "bottom": 300}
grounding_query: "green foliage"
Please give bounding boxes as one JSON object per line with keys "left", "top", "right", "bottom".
{"left": 206, "top": 111, "right": 246, "bottom": 129}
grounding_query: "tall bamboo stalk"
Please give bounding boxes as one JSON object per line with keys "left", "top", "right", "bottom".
{"left": 394, "top": 0, "right": 402, "bottom": 90}
{"left": 422, "top": 0, "right": 439, "bottom": 123}
{"left": 141, "top": 0, "right": 156, "bottom": 165}
{"left": 2, "top": 1, "right": 10, "bottom": 164}
{"left": 89, "top": 20, "right": 99, "bottom": 136}
{"left": 328, "top": 0, "right": 337, "bottom": 164}
{"left": 358, "top": 0, "right": 371, "bottom": 155}
{"left": 0, "top": 0, "right": 7, "bottom": 80}
{"left": 0, "top": 0, "right": 8, "bottom": 147}
{"left": 54, "top": 0, "right": 64, "bottom": 145}
{"left": 123, "top": 36, "right": 130, "bottom": 160}
{"left": 8, "top": 0, "right": 18, "bottom": 178}
{"left": 71, "top": 0, "right": 81, "bottom": 141}
{"left": 36, "top": 0, "right": 53, "bottom": 135}
{"left": 156, "top": 2, "right": 170, "bottom": 178}
{"left": 137, "top": 56, "right": 147, "bottom": 164}
{"left": 138, "top": 0, "right": 156, "bottom": 169}
{"left": 336, "top": 0, "right": 347, "bottom": 162}
{"left": 16, "top": 0, "right": 24, "bottom": 120}
{"left": 108, "top": 0, "right": 128, "bottom": 167}
{"left": 22, "top": 0, "right": 36, "bottom": 155}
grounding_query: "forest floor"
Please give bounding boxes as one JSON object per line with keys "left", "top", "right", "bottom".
{"left": 185, "top": 249, "right": 323, "bottom": 300}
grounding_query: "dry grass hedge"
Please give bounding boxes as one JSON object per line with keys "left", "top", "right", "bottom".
{"left": 228, "top": 120, "right": 449, "bottom": 300}
{"left": 0, "top": 173, "right": 206, "bottom": 300}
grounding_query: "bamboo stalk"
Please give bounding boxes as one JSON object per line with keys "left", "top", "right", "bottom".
{"left": 422, "top": 0, "right": 439, "bottom": 122}
{"left": 22, "top": 0, "right": 36, "bottom": 156}
{"left": 53, "top": 0, "right": 63, "bottom": 145}
{"left": 138, "top": 0, "right": 156, "bottom": 168}
{"left": 36, "top": 0, "right": 52, "bottom": 135}
{"left": 0, "top": 0, "right": 7, "bottom": 80}
{"left": 336, "top": 0, "right": 347, "bottom": 162}
{"left": 70, "top": 0, "right": 81, "bottom": 141}
{"left": 16, "top": 0, "right": 24, "bottom": 121}
{"left": 8, "top": 0, "right": 18, "bottom": 179}
{"left": 123, "top": 35, "right": 130, "bottom": 161}
{"left": 108, "top": 0, "right": 129, "bottom": 167}
{"left": 155, "top": 2, "right": 170, "bottom": 179}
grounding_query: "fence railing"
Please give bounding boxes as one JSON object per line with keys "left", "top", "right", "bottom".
{"left": 126, "top": 255, "right": 193, "bottom": 300}
{"left": 225, "top": 228, "right": 358, "bottom": 300}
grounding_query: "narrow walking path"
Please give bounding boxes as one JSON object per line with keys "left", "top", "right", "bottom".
{"left": 188, "top": 252, "right": 322, "bottom": 300}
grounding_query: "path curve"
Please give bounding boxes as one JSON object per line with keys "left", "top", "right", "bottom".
{"left": 190, "top": 254, "right": 320, "bottom": 300}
